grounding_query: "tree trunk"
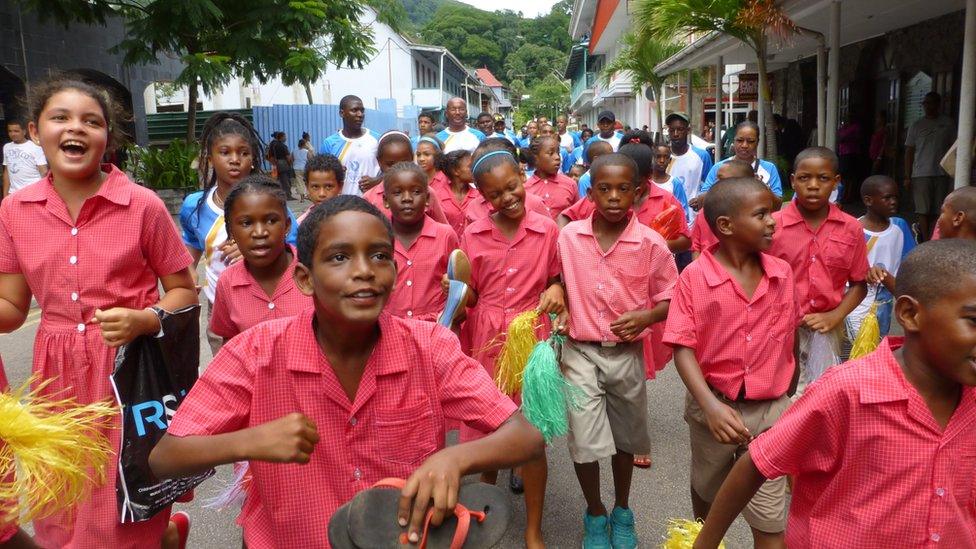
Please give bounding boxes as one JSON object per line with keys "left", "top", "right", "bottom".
{"left": 648, "top": 86, "right": 660, "bottom": 140}
{"left": 756, "top": 37, "right": 778, "bottom": 160}
{"left": 186, "top": 80, "right": 199, "bottom": 144}
{"left": 304, "top": 81, "right": 314, "bottom": 104}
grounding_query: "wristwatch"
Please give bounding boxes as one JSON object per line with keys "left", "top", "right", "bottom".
{"left": 146, "top": 306, "right": 168, "bottom": 338}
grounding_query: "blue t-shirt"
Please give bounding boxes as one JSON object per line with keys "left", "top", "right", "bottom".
{"left": 701, "top": 157, "right": 783, "bottom": 197}
{"left": 583, "top": 131, "right": 624, "bottom": 154}
{"left": 692, "top": 146, "right": 713, "bottom": 184}
{"left": 577, "top": 171, "right": 591, "bottom": 197}
{"left": 180, "top": 188, "right": 299, "bottom": 302}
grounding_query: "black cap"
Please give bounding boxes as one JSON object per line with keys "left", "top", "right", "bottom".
{"left": 597, "top": 110, "right": 615, "bottom": 122}
{"left": 666, "top": 111, "right": 690, "bottom": 125}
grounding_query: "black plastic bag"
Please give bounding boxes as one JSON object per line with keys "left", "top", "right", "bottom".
{"left": 110, "top": 304, "right": 214, "bottom": 523}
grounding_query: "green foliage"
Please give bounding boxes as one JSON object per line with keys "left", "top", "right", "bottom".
{"left": 126, "top": 139, "right": 201, "bottom": 191}
{"left": 23, "top": 0, "right": 391, "bottom": 137}
{"left": 415, "top": 0, "right": 571, "bottom": 91}
{"left": 518, "top": 75, "right": 569, "bottom": 123}
{"left": 504, "top": 44, "right": 566, "bottom": 86}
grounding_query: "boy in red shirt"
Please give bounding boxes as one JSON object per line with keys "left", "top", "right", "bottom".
{"left": 149, "top": 196, "right": 544, "bottom": 548}
{"left": 558, "top": 153, "right": 678, "bottom": 548}
{"left": 694, "top": 239, "right": 976, "bottom": 548}
{"left": 768, "top": 147, "right": 867, "bottom": 391}
{"left": 664, "top": 177, "right": 799, "bottom": 548}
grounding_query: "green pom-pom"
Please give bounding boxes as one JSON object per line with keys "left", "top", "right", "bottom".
{"left": 521, "top": 341, "right": 580, "bottom": 442}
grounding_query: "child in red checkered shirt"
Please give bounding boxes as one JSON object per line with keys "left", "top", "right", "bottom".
{"left": 767, "top": 147, "right": 868, "bottom": 392}
{"left": 382, "top": 162, "right": 458, "bottom": 322}
{"left": 664, "top": 177, "right": 799, "bottom": 548}
{"left": 0, "top": 78, "right": 197, "bottom": 549}
{"left": 457, "top": 145, "right": 566, "bottom": 549}
{"left": 150, "top": 195, "right": 544, "bottom": 548}
{"left": 694, "top": 239, "right": 976, "bottom": 548}
{"left": 210, "top": 175, "right": 310, "bottom": 342}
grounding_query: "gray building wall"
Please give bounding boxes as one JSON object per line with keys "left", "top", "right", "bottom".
{"left": 0, "top": 4, "right": 182, "bottom": 145}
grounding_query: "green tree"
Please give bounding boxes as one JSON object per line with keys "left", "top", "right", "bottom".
{"left": 504, "top": 44, "right": 567, "bottom": 88}
{"left": 519, "top": 75, "right": 569, "bottom": 123}
{"left": 24, "top": 0, "right": 398, "bottom": 141}
{"left": 634, "top": 0, "right": 799, "bottom": 157}
{"left": 460, "top": 35, "right": 503, "bottom": 71}
{"left": 600, "top": 32, "right": 682, "bottom": 133}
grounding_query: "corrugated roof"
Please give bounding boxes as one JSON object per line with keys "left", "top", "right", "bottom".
{"left": 476, "top": 68, "right": 504, "bottom": 88}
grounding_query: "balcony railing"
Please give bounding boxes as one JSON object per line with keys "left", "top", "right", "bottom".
{"left": 570, "top": 71, "right": 597, "bottom": 105}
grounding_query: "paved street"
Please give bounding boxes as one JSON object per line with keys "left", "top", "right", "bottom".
{"left": 1, "top": 305, "right": 753, "bottom": 548}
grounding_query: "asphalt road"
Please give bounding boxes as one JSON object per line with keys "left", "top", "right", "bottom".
{"left": 1, "top": 307, "right": 754, "bottom": 548}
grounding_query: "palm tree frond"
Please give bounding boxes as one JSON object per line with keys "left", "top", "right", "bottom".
{"left": 735, "top": 0, "right": 799, "bottom": 44}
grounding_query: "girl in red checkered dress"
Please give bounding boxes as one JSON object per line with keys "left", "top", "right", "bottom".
{"left": 0, "top": 79, "right": 197, "bottom": 549}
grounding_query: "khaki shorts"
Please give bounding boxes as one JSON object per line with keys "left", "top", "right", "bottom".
{"left": 685, "top": 391, "right": 790, "bottom": 533}
{"left": 912, "top": 175, "right": 952, "bottom": 216}
{"left": 562, "top": 339, "right": 651, "bottom": 464}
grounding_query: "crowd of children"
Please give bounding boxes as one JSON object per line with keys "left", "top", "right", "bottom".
{"left": 1, "top": 79, "right": 975, "bottom": 549}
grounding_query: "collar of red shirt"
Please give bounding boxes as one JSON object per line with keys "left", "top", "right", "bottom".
{"left": 468, "top": 209, "right": 550, "bottom": 235}
{"left": 860, "top": 337, "right": 976, "bottom": 406}
{"left": 395, "top": 217, "right": 440, "bottom": 250}
{"left": 778, "top": 200, "right": 846, "bottom": 228}
{"left": 16, "top": 164, "right": 132, "bottom": 206}
{"left": 286, "top": 308, "right": 408, "bottom": 376}
{"left": 699, "top": 249, "right": 791, "bottom": 288}
{"left": 574, "top": 211, "right": 641, "bottom": 244}
{"left": 230, "top": 245, "right": 299, "bottom": 289}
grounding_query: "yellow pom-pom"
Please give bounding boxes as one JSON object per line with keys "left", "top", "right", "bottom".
{"left": 0, "top": 377, "right": 117, "bottom": 522}
{"left": 662, "top": 518, "right": 725, "bottom": 549}
{"left": 849, "top": 301, "right": 881, "bottom": 360}
{"left": 494, "top": 309, "right": 541, "bottom": 395}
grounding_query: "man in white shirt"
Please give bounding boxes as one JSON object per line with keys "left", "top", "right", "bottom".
{"left": 556, "top": 114, "right": 580, "bottom": 154}
{"left": 436, "top": 97, "right": 486, "bottom": 153}
{"left": 3, "top": 121, "right": 47, "bottom": 197}
{"left": 904, "top": 92, "right": 955, "bottom": 239}
{"left": 583, "top": 111, "right": 623, "bottom": 152}
{"left": 319, "top": 95, "right": 381, "bottom": 196}
{"left": 665, "top": 113, "right": 711, "bottom": 223}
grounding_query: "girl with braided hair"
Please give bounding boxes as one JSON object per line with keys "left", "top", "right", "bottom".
{"left": 179, "top": 112, "right": 299, "bottom": 355}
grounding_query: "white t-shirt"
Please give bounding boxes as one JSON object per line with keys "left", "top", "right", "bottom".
{"left": 654, "top": 175, "right": 675, "bottom": 196}
{"left": 905, "top": 114, "right": 955, "bottom": 178}
{"left": 849, "top": 221, "right": 906, "bottom": 332}
{"left": 320, "top": 129, "right": 381, "bottom": 196}
{"left": 559, "top": 132, "right": 576, "bottom": 153}
{"left": 3, "top": 140, "right": 47, "bottom": 194}
{"left": 437, "top": 126, "right": 486, "bottom": 153}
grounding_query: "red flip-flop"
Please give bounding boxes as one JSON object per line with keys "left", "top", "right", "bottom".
{"left": 169, "top": 511, "right": 191, "bottom": 549}
{"left": 633, "top": 455, "right": 652, "bottom": 469}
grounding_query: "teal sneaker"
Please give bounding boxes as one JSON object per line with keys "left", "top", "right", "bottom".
{"left": 609, "top": 506, "right": 638, "bottom": 549}
{"left": 582, "top": 511, "right": 612, "bottom": 549}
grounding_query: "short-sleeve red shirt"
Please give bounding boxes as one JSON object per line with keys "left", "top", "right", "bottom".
{"left": 388, "top": 218, "right": 459, "bottom": 322}
{"left": 209, "top": 247, "right": 310, "bottom": 339}
{"left": 663, "top": 249, "right": 800, "bottom": 399}
{"left": 749, "top": 338, "right": 976, "bottom": 548}
{"left": 168, "top": 310, "right": 518, "bottom": 549}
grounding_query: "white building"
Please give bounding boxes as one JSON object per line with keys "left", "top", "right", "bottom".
{"left": 144, "top": 8, "right": 495, "bottom": 121}
{"left": 565, "top": 0, "right": 652, "bottom": 130}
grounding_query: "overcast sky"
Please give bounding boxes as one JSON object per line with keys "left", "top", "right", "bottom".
{"left": 456, "top": 0, "right": 559, "bottom": 18}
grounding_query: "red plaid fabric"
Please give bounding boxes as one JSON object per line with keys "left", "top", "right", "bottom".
{"left": 429, "top": 172, "right": 479, "bottom": 237}
{"left": 524, "top": 172, "right": 579, "bottom": 219}
{"left": 663, "top": 250, "right": 801, "bottom": 399}
{"left": 0, "top": 166, "right": 192, "bottom": 548}
{"left": 168, "top": 310, "right": 517, "bottom": 549}
{"left": 463, "top": 192, "right": 550, "bottom": 227}
{"left": 209, "top": 246, "right": 311, "bottom": 339}
{"left": 558, "top": 214, "right": 677, "bottom": 343}
{"left": 361, "top": 182, "right": 449, "bottom": 225}
{"left": 562, "top": 184, "right": 691, "bottom": 239}
{"left": 750, "top": 338, "right": 976, "bottom": 547}
{"left": 388, "top": 219, "right": 458, "bottom": 322}
{"left": 768, "top": 202, "right": 869, "bottom": 315}
{"left": 691, "top": 215, "right": 719, "bottom": 253}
